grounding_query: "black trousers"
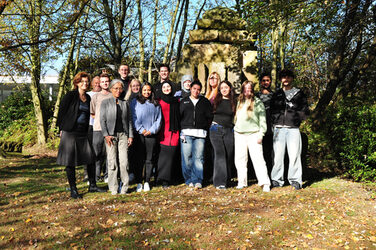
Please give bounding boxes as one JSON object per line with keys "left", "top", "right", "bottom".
{"left": 134, "top": 133, "right": 158, "bottom": 183}
{"left": 157, "top": 144, "right": 178, "bottom": 183}
{"left": 262, "top": 133, "right": 274, "bottom": 176}
{"left": 93, "top": 131, "right": 107, "bottom": 180}
{"left": 209, "top": 124, "right": 234, "bottom": 187}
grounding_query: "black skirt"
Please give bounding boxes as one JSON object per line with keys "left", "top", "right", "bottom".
{"left": 56, "top": 131, "right": 95, "bottom": 166}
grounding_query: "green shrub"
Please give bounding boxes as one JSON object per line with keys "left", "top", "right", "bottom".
{"left": 306, "top": 97, "right": 376, "bottom": 182}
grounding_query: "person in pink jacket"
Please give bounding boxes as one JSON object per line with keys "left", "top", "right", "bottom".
{"left": 157, "top": 81, "right": 180, "bottom": 188}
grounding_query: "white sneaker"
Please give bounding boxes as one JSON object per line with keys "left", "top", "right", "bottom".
{"left": 143, "top": 182, "right": 150, "bottom": 192}
{"left": 136, "top": 183, "right": 143, "bottom": 192}
{"left": 188, "top": 183, "right": 194, "bottom": 187}
{"left": 236, "top": 185, "right": 246, "bottom": 189}
{"left": 104, "top": 178, "right": 108, "bottom": 183}
{"left": 194, "top": 183, "right": 202, "bottom": 189}
{"left": 262, "top": 185, "right": 270, "bottom": 192}
{"left": 111, "top": 190, "right": 117, "bottom": 195}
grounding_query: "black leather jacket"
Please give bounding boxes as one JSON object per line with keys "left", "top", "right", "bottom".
{"left": 270, "top": 88, "right": 309, "bottom": 128}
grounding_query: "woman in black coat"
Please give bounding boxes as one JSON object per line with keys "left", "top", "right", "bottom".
{"left": 57, "top": 72, "right": 105, "bottom": 199}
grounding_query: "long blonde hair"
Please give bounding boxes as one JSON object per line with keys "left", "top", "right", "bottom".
{"left": 236, "top": 80, "right": 256, "bottom": 118}
{"left": 205, "top": 72, "right": 221, "bottom": 100}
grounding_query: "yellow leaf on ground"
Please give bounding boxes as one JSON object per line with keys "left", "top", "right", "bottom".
{"left": 104, "top": 237, "right": 112, "bottom": 242}
{"left": 106, "top": 219, "right": 114, "bottom": 225}
{"left": 25, "top": 218, "right": 31, "bottom": 223}
{"left": 9, "top": 228, "right": 15, "bottom": 232}
{"left": 195, "top": 233, "right": 200, "bottom": 238}
{"left": 369, "top": 236, "right": 376, "bottom": 242}
{"left": 304, "top": 234, "right": 314, "bottom": 239}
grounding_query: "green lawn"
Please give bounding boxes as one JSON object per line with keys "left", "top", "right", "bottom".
{"left": 1, "top": 153, "right": 376, "bottom": 249}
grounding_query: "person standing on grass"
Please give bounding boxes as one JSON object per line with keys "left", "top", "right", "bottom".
{"left": 157, "top": 81, "right": 180, "bottom": 188}
{"left": 209, "top": 81, "right": 237, "bottom": 190}
{"left": 234, "top": 80, "right": 271, "bottom": 192}
{"left": 270, "top": 69, "right": 309, "bottom": 190}
{"left": 124, "top": 78, "right": 141, "bottom": 184}
{"left": 180, "top": 81, "right": 213, "bottom": 189}
{"left": 100, "top": 79, "right": 133, "bottom": 195}
{"left": 131, "top": 82, "right": 162, "bottom": 192}
{"left": 90, "top": 73, "right": 112, "bottom": 183}
{"left": 84, "top": 76, "right": 101, "bottom": 182}
{"left": 255, "top": 72, "right": 274, "bottom": 174}
{"left": 57, "top": 72, "right": 105, "bottom": 199}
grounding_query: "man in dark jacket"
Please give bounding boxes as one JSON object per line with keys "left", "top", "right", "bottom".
{"left": 256, "top": 72, "right": 274, "bottom": 173}
{"left": 270, "top": 69, "right": 309, "bottom": 190}
{"left": 180, "top": 81, "right": 213, "bottom": 188}
{"left": 154, "top": 64, "right": 179, "bottom": 99}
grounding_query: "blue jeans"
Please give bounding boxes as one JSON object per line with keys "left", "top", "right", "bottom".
{"left": 271, "top": 127, "right": 302, "bottom": 185}
{"left": 181, "top": 135, "right": 205, "bottom": 185}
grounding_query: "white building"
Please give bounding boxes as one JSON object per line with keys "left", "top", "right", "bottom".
{"left": 0, "top": 75, "right": 59, "bottom": 102}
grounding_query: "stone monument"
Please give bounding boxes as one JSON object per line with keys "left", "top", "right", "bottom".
{"left": 176, "top": 7, "right": 257, "bottom": 93}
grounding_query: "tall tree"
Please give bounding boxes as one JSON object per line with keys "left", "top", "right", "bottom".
{"left": 136, "top": 0, "right": 145, "bottom": 82}
{"left": 162, "top": 0, "right": 181, "bottom": 64}
{"left": 148, "top": 0, "right": 159, "bottom": 83}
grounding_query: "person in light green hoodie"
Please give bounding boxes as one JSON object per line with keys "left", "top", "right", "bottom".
{"left": 234, "top": 81, "right": 271, "bottom": 192}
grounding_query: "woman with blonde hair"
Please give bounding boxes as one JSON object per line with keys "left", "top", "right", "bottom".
{"left": 234, "top": 80, "right": 271, "bottom": 192}
{"left": 124, "top": 79, "right": 141, "bottom": 101}
{"left": 205, "top": 72, "right": 221, "bottom": 103}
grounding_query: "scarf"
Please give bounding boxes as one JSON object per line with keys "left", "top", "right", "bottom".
{"left": 160, "top": 86, "right": 180, "bottom": 132}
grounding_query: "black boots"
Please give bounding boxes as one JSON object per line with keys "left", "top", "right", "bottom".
{"left": 88, "top": 181, "right": 106, "bottom": 193}
{"left": 66, "top": 167, "right": 82, "bottom": 199}
{"left": 87, "top": 164, "right": 106, "bottom": 193}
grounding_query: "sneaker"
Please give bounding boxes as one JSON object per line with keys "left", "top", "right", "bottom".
{"left": 111, "top": 190, "right": 117, "bottom": 195}
{"left": 216, "top": 185, "right": 226, "bottom": 190}
{"left": 143, "top": 182, "right": 150, "bottom": 192}
{"left": 194, "top": 183, "right": 202, "bottom": 189}
{"left": 291, "top": 181, "right": 302, "bottom": 190}
{"left": 136, "top": 183, "right": 143, "bottom": 192}
{"left": 236, "top": 185, "right": 246, "bottom": 189}
{"left": 272, "top": 180, "right": 281, "bottom": 188}
{"left": 104, "top": 178, "right": 108, "bottom": 183}
{"left": 188, "top": 183, "right": 194, "bottom": 188}
{"left": 262, "top": 184, "right": 270, "bottom": 192}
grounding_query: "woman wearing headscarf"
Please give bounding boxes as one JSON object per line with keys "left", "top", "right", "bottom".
{"left": 157, "top": 81, "right": 180, "bottom": 187}
{"left": 57, "top": 72, "right": 105, "bottom": 199}
{"left": 100, "top": 79, "right": 134, "bottom": 195}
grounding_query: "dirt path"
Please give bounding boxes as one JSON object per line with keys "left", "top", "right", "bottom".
{"left": 0, "top": 154, "right": 375, "bottom": 249}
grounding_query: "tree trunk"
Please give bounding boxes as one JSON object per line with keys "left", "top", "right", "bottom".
{"left": 50, "top": 8, "right": 82, "bottom": 133}
{"left": 162, "top": 0, "right": 180, "bottom": 64}
{"left": 27, "top": 0, "right": 47, "bottom": 145}
{"left": 148, "top": 0, "right": 159, "bottom": 83}
{"left": 167, "top": 0, "right": 184, "bottom": 66}
{"left": 174, "top": 0, "right": 189, "bottom": 71}
{"left": 137, "top": 0, "right": 145, "bottom": 82}
{"left": 271, "top": 26, "right": 279, "bottom": 90}
{"left": 312, "top": 0, "right": 366, "bottom": 124}
{"left": 102, "top": 0, "right": 127, "bottom": 68}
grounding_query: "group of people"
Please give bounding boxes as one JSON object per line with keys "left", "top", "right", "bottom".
{"left": 56, "top": 64, "right": 309, "bottom": 199}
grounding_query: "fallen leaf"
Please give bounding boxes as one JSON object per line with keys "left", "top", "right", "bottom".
{"left": 104, "top": 237, "right": 112, "bottom": 242}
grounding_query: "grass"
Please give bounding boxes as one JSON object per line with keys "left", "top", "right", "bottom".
{"left": 1, "top": 153, "right": 376, "bottom": 249}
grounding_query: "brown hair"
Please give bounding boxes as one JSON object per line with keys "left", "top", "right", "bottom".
{"left": 236, "top": 80, "right": 256, "bottom": 115}
{"left": 213, "top": 81, "right": 236, "bottom": 113}
{"left": 73, "top": 72, "right": 90, "bottom": 89}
